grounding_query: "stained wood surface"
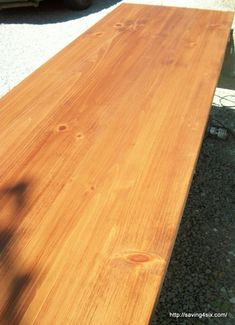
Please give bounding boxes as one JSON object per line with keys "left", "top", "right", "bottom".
{"left": 0, "top": 4, "right": 233, "bottom": 324}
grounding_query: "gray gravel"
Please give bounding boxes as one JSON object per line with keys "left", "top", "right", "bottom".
{"left": 0, "top": 1, "right": 235, "bottom": 324}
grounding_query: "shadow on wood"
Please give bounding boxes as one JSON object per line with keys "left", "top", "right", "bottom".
{"left": 0, "top": 180, "right": 34, "bottom": 324}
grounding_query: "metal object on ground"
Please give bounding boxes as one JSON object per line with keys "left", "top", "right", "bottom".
{"left": 208, "top": 126, "right": 228, "bottom": 140}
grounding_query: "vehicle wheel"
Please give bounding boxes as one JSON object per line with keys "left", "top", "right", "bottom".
{"left": 65, "top": 0, "right": 92, "bottom": 10}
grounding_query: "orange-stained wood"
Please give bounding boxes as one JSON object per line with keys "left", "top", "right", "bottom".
{"left": 0, "top": 4, "right": 233, "bottom": 324}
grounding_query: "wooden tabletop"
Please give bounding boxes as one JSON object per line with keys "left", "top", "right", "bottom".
{"left": 0, "top": 4, "right": 233, "bottom": 324}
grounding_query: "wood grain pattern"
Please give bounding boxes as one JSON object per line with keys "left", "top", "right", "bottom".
{"left": 0, "top": 4, "right": 233, "bottom": 324}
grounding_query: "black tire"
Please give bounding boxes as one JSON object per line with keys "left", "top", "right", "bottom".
{"left": 65, "top": 0, "right": 92, "bottom": 10}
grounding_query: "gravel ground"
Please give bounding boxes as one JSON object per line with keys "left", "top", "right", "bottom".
{"left": 0, "top": 1, "right": 235, "bottom": 324}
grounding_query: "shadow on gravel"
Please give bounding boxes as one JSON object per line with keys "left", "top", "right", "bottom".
{"left": 150, "top": 107, "right": 235, "bottom": 325}
{"left": 218, "top": 30, "right": 235, "bottom": 91}
{"left": 0, "top": 0, "right": 122, "bottom": 24}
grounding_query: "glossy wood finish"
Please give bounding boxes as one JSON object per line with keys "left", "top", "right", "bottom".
{"left": 0, "top": 4, "right": 233, "bottom": 324}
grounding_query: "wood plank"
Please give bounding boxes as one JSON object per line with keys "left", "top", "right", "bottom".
{"left": 0, "top": 4, "right": 233, "bottom": 324}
